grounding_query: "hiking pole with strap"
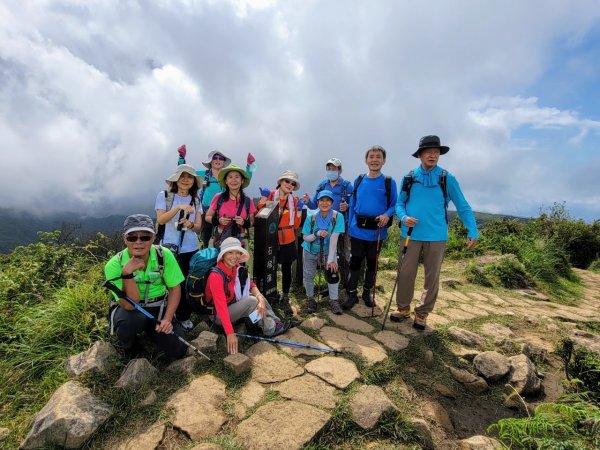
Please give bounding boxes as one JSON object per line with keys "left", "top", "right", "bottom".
{"left": 236, "top": 333, "right": 342, "bottom": 354}
{"left": 102, "top": 280, "right": 212, "bottom": 361}
{"left": 381, "top": 227, "right": 413, "bottom": 330}
{"left": 371, "top": 225, "right": 382, "bottom": 317}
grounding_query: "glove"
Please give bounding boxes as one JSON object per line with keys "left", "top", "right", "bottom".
{"left": 247, "top": 152, "right": 256, "bottom": 165}
{"left": 177, "top": 144, "right": 187, "bottom": 158}
{"left": 259, "top": 187, "right": 270, "bottom": 197}
{"left": 297, "top": 200, "right": 305, "bottom": 210}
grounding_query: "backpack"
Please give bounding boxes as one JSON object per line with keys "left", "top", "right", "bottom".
{"left": 401, "top": 169, "right": 449, "bottom": 223}
{"left": 155, "top": 191, "right": 200, "bottom": 243}
{"left": 309, "top": 211, "right": 338, "bottom": 258}
{"left": 316, "top": 179, "right": 351, "bottom": 203}
{"left": 213, "top": 192, "right": 252, "bottom": 247}
{"left": 199, "top": 170, "right": 213, "bottom": 205}
{"left": 352, "top": 174, "right": 393, "bottom": 228}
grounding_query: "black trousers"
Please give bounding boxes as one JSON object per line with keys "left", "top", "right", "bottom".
{"left": 347, "top": 237, "right": 382, "bottom": 292}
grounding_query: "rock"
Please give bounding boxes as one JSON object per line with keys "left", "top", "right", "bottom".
{"left": 521, "top": 342, "right": 548, "bottom": 364}
{"left": 274, "top": 374, "right": 337, "bottom": 409}
{"left": 473, "top": 352, "right": 511, "bottom": 382}
{"left": 167, "top": 356, "right": 196, "bottom": 374}
{"left": 459, "top": 435, "right": 502, "bottom": 449}
{"left": 424, "top": 350, "right": 434, "bottom": 368}
{"left": 325, "top": 311, "right": 375, "bottom": 332}
{"left": 117, "top": 423, "right": 164, "bottom": 450}
{"left": 319, "top": 326, "right": 387, "bottom": 366}
{"left": 305, "top": 356, "right": 360, "bottom": 388}
{"left": 422, "top": 400, "right": 454, "bottom": 432}
{"left": 547, "top": 322, "right": 560, "bottom": 332}
{"left": 65, "top": 341, "right": 118, "bottom": 378}
{"left": 373, "top": 331, "right": 410, "bottom": 351}
{"left": 448, "top": 327, "right": 485, "bottom": 348}
{"left": 517, "top": 289, "right": 549, "bottom": 301}
{"left": 569, "top": 329, "right": 600, "bottom": 354}
{"left": 300, "top": 316, "right": 326, "bottom": 330}
{"left": 0, "top": 427, "right": 9, "bottom": 441}
{"left": 449, "top": 367, "right": 489, "bottom": 394}
{"left": 233, "top": 381, "right": 266, "bottom": 419}
{"left": 450, "top": 347, "right": 480, "bottom": 361}
{"left": 441, "top": 279, "right": 462, "bottom": 288}
{"left": 236, "top": 400, "right": 330, "bottom": 450}
{"left": 114, "top": 358, "right": 158, "bottom": 389}
{"left": 21, "top": 381, "right": 111, "bottom": 449}
{"left": 189, "top": 331, "right": 220, "bottom": 355}
{"left": 408, "top": 418, "right": 434, "bottom": 450}
{"left": 245, "top": 341, "right": 304, "bottom": 383}
{"left": 166, "top": 374, "right": 227, "bottom": 440}
{"left": 275, "top": 327, "right": 333, "bottom": 357}
{"left": 479, "top": 323, "right": 513, "bottom": 342}
{"left": 350, "top": 385, "right": 397, "bottom": 430}
{"left": 432, "top": 382, "right": 455, "bottom": 398}
{"left": 351, "top": 302, "right": 383, "bottom": 318}
{"left": 223, "top": 352, "right": 252, "bottom": 375}
{"left": 140, "top": 390, "right": 157, "bottom": 406}
{"left": 508, "top": 354, "right": 542, "bottom": 395}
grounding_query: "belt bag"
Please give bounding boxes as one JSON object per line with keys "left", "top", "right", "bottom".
{"left": 356, "top": 214, "right": 393, "bottom": 229}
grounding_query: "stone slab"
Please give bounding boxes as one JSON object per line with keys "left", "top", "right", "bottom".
{"left": 245, "top": 341, "right": 304, "bottom": 383}
{"left": 325, "top": 311, "right": 375, "bottom": 333}
{"left": 373, "top": 331, "right": 410, "bottom": 351}
{"left": 305, "top": 356, "right": 360, "bottom": 388}
{"left": 274, "top": 373, "right": 337, "bottom": 409}
{"left": 319, "top": 326, "right": 387, "bottom": 365}
{"left": 275, "top": 327, "right": 334, "bottom": 357}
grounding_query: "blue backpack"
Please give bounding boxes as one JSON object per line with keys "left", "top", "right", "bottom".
{"left": 186, "top": 247, "right": 225, "bottom": 314}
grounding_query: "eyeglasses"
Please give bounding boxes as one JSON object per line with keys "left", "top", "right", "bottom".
{"left": 282, "top": 179, "right": 297, "bottom": 187}
{"left": 125, "top": 234, "right": 153, "bottom": 242}
{"left": 212, "top": 155, "right": 227, "bottom": 161}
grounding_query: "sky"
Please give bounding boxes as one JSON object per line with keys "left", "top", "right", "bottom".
{"left": 1, "top": 0, "right": 599, "bottom": 221}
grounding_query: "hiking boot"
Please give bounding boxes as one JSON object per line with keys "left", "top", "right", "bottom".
{"left": 413, "top": 313, "right": 428, "bottom": 330}
{"left": 278, "top": 293, "right": 293, "bottom": 316}
{"left": 306, "top": 297, "right": 318, "bottom": 314}
{"left": 272, "top": 319, "right": 293, "bottom": 336}
{"left": 341, "top": 290, "right": 358, "bottom": 310}
{"left": 180, "top": 319, "right": 194, "bottom": 332}
{"left": 362, "top": 288, "right": 375, "bottom": 307}
{"left": 390, "top": 309, "right": 411, "bottom": 323}
{"left": 329, "top": 300, "right": 343, "bottom": 315}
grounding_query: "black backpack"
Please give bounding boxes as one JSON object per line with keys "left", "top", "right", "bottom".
{"left": 401, "top": 169, "right": 449, "bottom": 223}
{"left": 212, "top": 192, "right": 252, "bottom": 247}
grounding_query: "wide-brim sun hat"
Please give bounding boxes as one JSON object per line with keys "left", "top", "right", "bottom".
{"left": 317, "top": 190, "right": 334, "bottom": 201}
{"left": 202, "top": 150, "right": 232, "bottom": 169}
{"left": 218, "top": 164, "right": 251, "bottom": 189}
{"left": 277, "top": 170, "right": 300, "bottom": 191}
{"left": 412, "top": 135, "right": 450, "bottom": 158}
{"left": 217, "top": 237, "right": 250, "bottom": 263}
{"left": 165, "top": 164, "right": 202, "bottom": 189}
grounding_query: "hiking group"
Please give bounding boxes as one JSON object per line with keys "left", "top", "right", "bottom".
{"left": 104, "top": 135, "right": 479, "bottom": 360}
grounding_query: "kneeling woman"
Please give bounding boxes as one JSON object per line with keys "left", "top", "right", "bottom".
{"left": 205, "top": 237, "right": 291, "bottom": 354}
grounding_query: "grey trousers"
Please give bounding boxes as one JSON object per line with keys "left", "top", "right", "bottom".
{"left": 395, "top": 240, "right": 446, "bottom": 316}
{"left": 303, "top": 250, "right": 339, "bottom": 300}
{"left": 213, "top": 295, "right": 280, "bottom": 336}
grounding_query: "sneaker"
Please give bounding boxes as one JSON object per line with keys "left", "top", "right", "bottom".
{"left": 341, "top": 290, "right": 359, "bottom": 310}
{"left": 390, "top": 309, "right": 411, "bottom": 323}
{"left": 362, "top": 288, "right": 375, "bottom": 307}
{"left": 413, "top": 313, "right": 427, "bottom": 330}
{"left": 329, "top": 300, "right": 343, "bottom": 315}
{"left": 180, "top": 319, "right": 194, "bottom": 332}
{"left": 306, "top": 297, "right": 318, "bottom": 313}
{"left": 272, "top": 319, "right": 293, "bottom": 336}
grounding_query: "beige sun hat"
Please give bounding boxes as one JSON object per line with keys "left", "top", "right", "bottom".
{"left": 165, "top": 164, "right": 202, "bottom": 189}
{"left": 217, "top": 237, "right": 250, "bottom": 263}
{"left": 277, "top": 170, "right": 300, "bottom": 191}
{"left": 202, "top": 150, "right": 232, "bottom": 169}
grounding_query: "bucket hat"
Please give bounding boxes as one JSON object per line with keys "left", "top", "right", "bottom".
{"left": 277, "top": 170, "right": 300, "bottom": 191}
{"left": 165, "top": 164, "right": 202, "bottom": 189}
{"left": 202, "top": 150, "right": 232, "bottom": 169}
{"left": 218, "top": 164, "right": 251, "bottom": 189}
{"left": 412, "top": 135, "right": 450, "bottom": 158}
{"left": 317, "top": 190, "right": 334, "bottom": 201}
{"left": 123, "top": 214, "right": 155, "bottom": 235}
{"left": 217, "top": 237, "right": 250, "bottom": 263}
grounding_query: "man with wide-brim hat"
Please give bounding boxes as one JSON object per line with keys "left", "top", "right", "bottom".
{"left": 391, "top": 135, "right": 478, "bottom": 330}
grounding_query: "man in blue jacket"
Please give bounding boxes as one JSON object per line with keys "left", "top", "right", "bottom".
{"left": 342, "top": 146, "right": 397, "bottom": 310}
{"left": 392, "top": 135, "right": 478, "bottom": 330}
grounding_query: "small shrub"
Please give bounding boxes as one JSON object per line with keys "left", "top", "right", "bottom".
{"left": 588, "top": 259, "right": 600, "bottom": 274}
{"left": 557, "top": 339, "right": 600, "bottom": 400}
{"left": 485, "top": 254, "right": 533, "bottom": 289}
{"left": 519, "top": 239, "right": 572, "bottom": 283}
{"left": 465, "top": 263, "right": 493, "bottom": 287}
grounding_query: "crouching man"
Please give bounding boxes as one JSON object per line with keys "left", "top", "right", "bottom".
{"left": 105, "top": 214, "right": 187, "bottom": 360}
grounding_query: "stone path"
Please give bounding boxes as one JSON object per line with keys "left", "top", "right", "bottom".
{"left": 22, "top": 268, "right": 600, "bottom": 449}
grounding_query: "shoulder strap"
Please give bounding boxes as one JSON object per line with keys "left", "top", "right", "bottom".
{"left": 235, "top": 193, "right": 248, "bottom": 216}
{"left": 165, "top": 191, "right": 175, "bottom": 211}
{"left": 384, "top": 176, "right": 391, "bottom": 209}
{"left": 204, "top": 170, "right": 211, "bottom": 187}
{"left": 402, "top": 170, "right": 415, "bottom": 204}
{"left": 215, "top": 192, "right": 227, "bottom": 216}
{"left": 440, "top": 170, "right": 449, "bottom": 223}
{"left": 154, "top": 245, "right": 165, "bottom": 280}
{"left": 210, "top": 266, "right": 231, "bottom": 299}
{"left": 352, "top": 174, "right": 366, "bottom": 201}
{"left": 316, "top": 180, "right": 328, "bottom": 193}
{"left": 310, "top": 213, "right": 316, "bottom": 233}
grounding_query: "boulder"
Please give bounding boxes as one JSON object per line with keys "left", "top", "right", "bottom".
{"left": 473, "top": 351, "right": 511, "bottom": 382}
{"left": 166, "top": 374, "right": 227, "bottom": 440}
{"left": 568, "top": 329, "right": 600, "bottom": 355}
{"left": 459, "top": 435, "right": 502, "bottom": 449}
{"left": 432, "top": 382, "right": 455, "bottom": 399}
{"left": 408, "top": 418, "right": 434, "bottom": 450}
{"left": 350, "top": 385, "right": 397, "bottom": 430}
{"left": 508, "top": 354, "right": 542, "bottom": 395}
{"left": 422, "top": 400, "right": 454, "bottom": 432}
{"left": 188, "top": 331, "right": 220, "bottom": 354}
{"left": 66, "top": 341, "right": 118, "bottom": 377}
{"left": 223, "top": 352, "right": 252, "bottom": 375}
{"left": 449, "top": 367, "right": 489, "bottom": 394}
{"left": 21, "top": 381, "right": 111, "bottom": 449}
{"left": 116, "top": 423, "right": 164, "bottom": 450}
{"left": 236, "top": 400, "right": 330, "bottom": 450}
{"left": 521, "top": 342, "right": 549, "bottom": 364}
{"left": 450, "top": 347, "right": 480, "bottom": 361}
{"left": 245, "top": 342, "right": 304, "bottom": 383}
{"left": 424, "top": 350, "right": 434, "bottom": 368}
{"left": 274, "top": 374, "right": 337, "bottom": 409}
{"left": 114, "top": 358, "right": 158, "bottom": 389}
{"left": 448, "top": 327, "right": 485, "bottom": 348}
{"left": 140, "top": 390, "right": 157, "bottom": 406}
{"left": 305, "top": 356, "right": 360, "bottom": 388}
{"left": 166, "top": 356, "right": 196, "bottom": 374}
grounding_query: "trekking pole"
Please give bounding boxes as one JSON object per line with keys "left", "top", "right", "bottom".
{"left": 236, "top": 333, "right": 342, "bottom": 354}
{"left": 381, "top": 227, "right": 413, "bottom": 330}
{"left": 102, "top": 280, "right": 212, "bottom": 361}
{"left": 371, "top": 225, "right": 382, "bottom": 317}
{"left": 318, "top": 236, "right": 324, "bottom": 306}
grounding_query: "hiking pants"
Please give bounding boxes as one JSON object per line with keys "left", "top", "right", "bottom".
{"left": 347, "top": 237, "right": 382, "bottom": 293}
{"left": 200, "top": 212, "right": 213, "bottom": 248}
{"left": 303, "top": 250, "right": 339, "bottom": 300}
{"left": 113, "top": 305, "right": 187, "bottom": 360}
{"left": 175, "top": 249, "right": 198, "bottom": 321}
{"left": 395, "top": 240, "right": 446, "bottom": 316}
{"left": 213, "top": 296, "right": 280, "bottom": 336}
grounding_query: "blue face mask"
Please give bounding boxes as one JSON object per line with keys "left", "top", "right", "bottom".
{"left": 326, "top": 170, "right": 339, "bottom": 181}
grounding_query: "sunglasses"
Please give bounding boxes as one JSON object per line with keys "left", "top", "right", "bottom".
{"left": 125, "top": 234, "right": 153, "bottom": 242}
{"left": 282, "top": 179, "right": 297, "bottom": 187}
{"left": 212, "top": 155, "right": 227, "bottom": 161}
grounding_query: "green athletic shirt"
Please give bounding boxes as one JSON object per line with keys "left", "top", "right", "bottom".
{"left": 104, "top": 245, "right": 184, "bottom": 302}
